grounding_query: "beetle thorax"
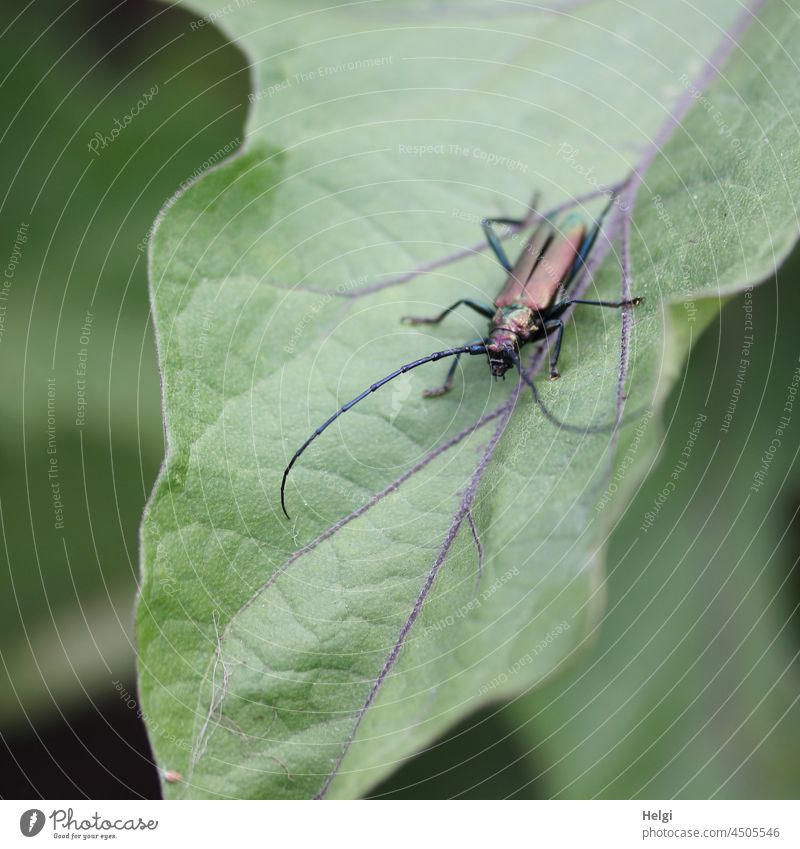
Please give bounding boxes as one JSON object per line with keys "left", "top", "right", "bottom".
{"left": 491, "top": 303, "right": 538, "bottom": 336}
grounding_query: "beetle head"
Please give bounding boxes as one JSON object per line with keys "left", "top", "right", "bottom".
{"left": 486, "top": 341, "right": 515, "bottom": 378}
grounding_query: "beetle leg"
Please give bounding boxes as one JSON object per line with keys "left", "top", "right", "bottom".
{"left": 480, "top": 191, "right": 542, "bottom": 272}
{"left": 550, "top": 296, "right": 643, "bottom": 318}
{"left": 421, "top": 337, "right": 487, "bottom": 397}
{"left": 481, "top": 218, "right": 514, "bottom": 272}
{"left": 563, "top": 191, "right": 618, "bottom": 290}
{"left": 401, "top": 298, "right": 495, "bottom": 326}
{"left": 481, "top": 217, "right": 526, "bottom": 272}
{"left": 422, "top": 354, "right": 462, "bottom": 397}
{"left": 542, "top": 320, "right": 565, "bottom": 380}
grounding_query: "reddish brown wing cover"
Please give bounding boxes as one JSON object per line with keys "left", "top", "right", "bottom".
{"left": 495, "top": 218, "right": 585, "bottom": 309}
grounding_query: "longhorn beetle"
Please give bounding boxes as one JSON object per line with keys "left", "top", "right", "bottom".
{"left": 280, "top": 191, "right": 641, "bottom": 519}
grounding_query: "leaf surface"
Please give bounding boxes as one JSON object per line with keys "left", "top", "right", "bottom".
{"left": 137, "top": 0, "right": 800, "bottom": 798}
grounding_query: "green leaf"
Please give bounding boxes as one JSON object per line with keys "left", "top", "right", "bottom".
{"left": 137, "top": 0, "right": 800, "bottom": 798}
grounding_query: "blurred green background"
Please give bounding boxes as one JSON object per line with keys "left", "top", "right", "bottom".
{"left": 0, "top": 0, "right": 248, "bottom": 796}
{"left": 0, "top": 0, "right": 797, "bottom": 798}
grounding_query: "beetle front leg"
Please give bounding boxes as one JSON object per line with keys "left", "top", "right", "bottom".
{"left": 421, "top": 337, "right": 487, "bottom": 397}
{"left": 542, "top": 320, "right": 565, "bottom": 380}
{"left": 422, "top": 353, "right": 462, "bottom": 397}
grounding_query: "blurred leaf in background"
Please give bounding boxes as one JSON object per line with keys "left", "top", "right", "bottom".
{"left": 0, "top": 0, "right": 247, "bottom": 796}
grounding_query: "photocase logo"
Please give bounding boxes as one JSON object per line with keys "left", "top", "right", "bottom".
{"left": 388, "top": 373, "right": 429, "bottom": 424}
{"left": 389, "top": 372, "right": 413, "bottom": 424}
{"left": 19, "top": 809, "right": 45, "bottom": 837}
{"left": 15, "top": 806, "right": 159, "bottom": 838}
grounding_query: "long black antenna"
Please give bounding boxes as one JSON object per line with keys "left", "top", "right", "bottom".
{"left": 280, "top": 342, "right": 487, "bottom": 519}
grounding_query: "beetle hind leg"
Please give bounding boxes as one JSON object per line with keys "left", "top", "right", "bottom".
{"left": 481, "top": 190, "right": 541, "bottom": 272}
